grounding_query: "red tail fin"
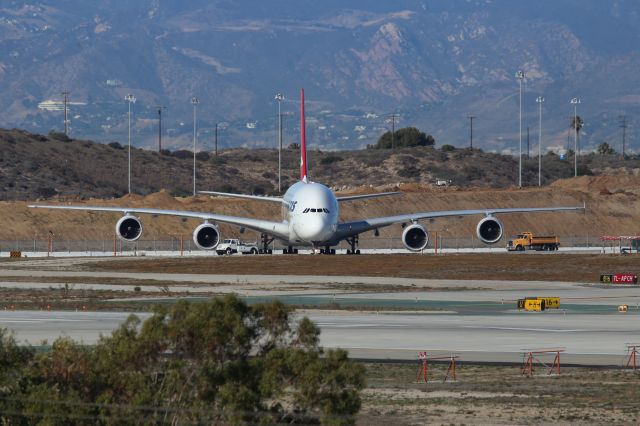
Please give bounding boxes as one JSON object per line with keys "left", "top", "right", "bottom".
{"left": 300, "top": 88, "right": 308, "bottom": 182}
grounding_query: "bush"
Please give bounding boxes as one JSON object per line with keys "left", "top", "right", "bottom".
{"left": 372, "top": 127, "right": 435, "bottom": 149}
{"left": 108, "top": 142, "right": 124, "bottom": 150}
{"left": 172, "top": 149, "right": 193, "bottom": 159}
{"left": 48, "top": 131, "right": 71, "bottom": 142}
{"left": 440, "top": 144, "right": 456, "bottom": 152}
{"left": 196, "top": 151, "right": 210, "bottom": 161}
{"left": 320, "top": 154, "right": 344, "bottom": 165}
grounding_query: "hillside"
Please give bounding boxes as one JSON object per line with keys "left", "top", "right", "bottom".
{"left": 3, "top": 128, "right": 640, "bottom": 201}
{"left": 1, "top": 1, "right": 640, "bottom": 152}
{"left": 2, "top": 173, "right": 639, "bottom": 244}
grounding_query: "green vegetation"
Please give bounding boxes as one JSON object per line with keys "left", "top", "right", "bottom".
{"left": 596, "top": 142, "right": 616, "bottom": 155}
{"left": 0, "top": 295, "right": 364, "bottom": 425}
{"left": 369, "top": 127, "right": 435, "bottom": 149}
{"left": 320, "top": 154, "right": 344, "bottom": 165}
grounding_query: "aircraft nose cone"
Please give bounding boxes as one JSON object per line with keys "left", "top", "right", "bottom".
{"left": 295, "top": 215, "right": 330, "bottom": 242}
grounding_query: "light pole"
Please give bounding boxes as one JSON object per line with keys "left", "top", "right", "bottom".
{"left": 516, "top": 70, "right": 525, "bottom": 188}
{"left": 191, "top": 97, "right": 199, "bottom": 196}
{"left": 570, "top": 97, "right": 581, "bottom": 177}
{"left": 536, "top": 96, "right": 545, "bottom": 187}
{"left": 275, "top": 93, "right": 285, "bottom": 193}
{"left": 124, "top": 94, "right": 136, "bottom": 195}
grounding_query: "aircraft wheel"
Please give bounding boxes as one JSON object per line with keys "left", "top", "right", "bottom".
{"left": 355, "top": 249, "right": 361, "bottom": 255}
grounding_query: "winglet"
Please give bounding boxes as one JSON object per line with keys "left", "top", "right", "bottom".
{"left": 300, "top": 88, "right": 308, "bottom": 183}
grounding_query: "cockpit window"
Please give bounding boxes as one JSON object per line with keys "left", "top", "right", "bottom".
{"left": 323, "top": 208, "right": 330, "bottom": 213}
{"left": 303, "top": 208, "right": 309, "bottom": 213}
{"left": 310, "top": 208, "right": 317, "bottom": 212}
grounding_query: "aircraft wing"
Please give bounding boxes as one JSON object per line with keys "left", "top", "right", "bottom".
{"left": 334, "top": 204, "right": 585, "bottom": 240}
{"left": 336, "top": 192, "right": 402, "bottom": 202}
{"left": 28, "top": 205, "right": 290, "bottom": 240}
{"left": 198, "top": 191, "right": 284, "bottom": 203}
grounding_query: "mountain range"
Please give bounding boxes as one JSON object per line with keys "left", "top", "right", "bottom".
{"left": 1, "top": 0, "right": 640, "bottom": 154}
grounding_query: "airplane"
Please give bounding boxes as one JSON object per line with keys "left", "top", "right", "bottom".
{"left": 30, "top": 89, "right": 585, "bottom": 255}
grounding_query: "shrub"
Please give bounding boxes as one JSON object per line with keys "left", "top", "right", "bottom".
{"left": 48, "top": 131, "right": 71, "bottom": 142}
{"left": 108, "top": 142, "right": 124, "bottom": 150}
{"left": 196, "top": 151, "right": 210, "bottom": 161}
{"left": 440, "top": 144, "right": 456, "bottom": 152}
{"left": 172, "top": 149, "right": 193, "bottom": 159}
{"left": 320, "top": 154, "right": 344, "bottom": 165}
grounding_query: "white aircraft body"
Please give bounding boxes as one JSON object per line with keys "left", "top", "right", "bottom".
{"left": 30, "top": 89, "right": 585, "bottom": 254}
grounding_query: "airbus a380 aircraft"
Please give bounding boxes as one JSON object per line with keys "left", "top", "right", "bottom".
{"left": 30, "top": 89, "right": 585, "bottom": 255}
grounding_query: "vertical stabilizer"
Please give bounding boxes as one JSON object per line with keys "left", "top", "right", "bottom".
{"left": 300, "top": 88, "right": 308, "bottom": 183}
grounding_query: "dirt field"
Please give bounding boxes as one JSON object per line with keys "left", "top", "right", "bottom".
{"left": 79, "top": 253, "right": 640, "bottom": 283}
{"left": 3, "top": 173, "right": 640, "bottom": 242}
{"left": 360, "top": 362, "right": 640, "bottom": 425}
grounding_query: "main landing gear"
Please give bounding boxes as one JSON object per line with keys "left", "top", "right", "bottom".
{"left": 345, "top": 235, "right": 361, "bottom": 255}
{"left": 319, "top": 245, "right": 336, "bottom": 255}
{"left": 283, "top": 245, "right": 299, "bottom": 254}
{"left": 259, "top": 233, "right": 273, "bottom": 254}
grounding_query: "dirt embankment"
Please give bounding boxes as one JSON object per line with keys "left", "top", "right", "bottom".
{"left": 2, "top": 174, "right": 639, "bottom": 241}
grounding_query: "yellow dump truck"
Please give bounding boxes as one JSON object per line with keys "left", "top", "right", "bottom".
{"left": 517, "top": 297, "right": 561, "bottom": 311}
{"left": 508, "top": 231, "right": 560, "bottom": 251}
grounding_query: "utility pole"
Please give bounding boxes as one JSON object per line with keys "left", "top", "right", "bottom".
{"left": 619, "top": 115, "right": 627, "bottom": 157}
{"left": 215, "top": 123, "right": 218, "bottom": 156}
{"left": 468, "top": 116, "right": 475, "bottom": 149}
{"left": 156, "top": 106, "right": 165, "bottom": 152}
{"left": 62, "top": 90, "right": 70, "bottom": 135}
{"left": 527, "top": 126, "right": 530, "bottom": 159}
{"left": 388, "top": 114, "right": 399, "bottom": 149}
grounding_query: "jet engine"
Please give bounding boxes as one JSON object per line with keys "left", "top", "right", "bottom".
{"left": 116, "top": 215, "right": 143, "bottom": 242}
{"left": 476, "top": 216, "right": 503, "bottom": 244}
{"left": 193, "top": 223, "right": 220, "bottom": 250}
{"left": 402, "top": 224, "right": 429, "bottom": 252}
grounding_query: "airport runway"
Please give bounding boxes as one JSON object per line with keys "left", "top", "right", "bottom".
{"left": 1, "top": 310, "right": 637, "bottom": 366}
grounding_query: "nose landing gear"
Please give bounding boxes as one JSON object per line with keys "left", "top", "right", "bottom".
{"left": 345, "top": 235, "right": 361, "bottom": 255}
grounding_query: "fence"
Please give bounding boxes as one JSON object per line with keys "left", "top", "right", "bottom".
{"left": 0, "top": 234, "right": 609, "bottom": 255}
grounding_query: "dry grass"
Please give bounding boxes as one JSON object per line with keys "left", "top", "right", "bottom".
{"left": 81, "top": 253, "right": 640, "bottom": 283}
{"left": 360, "top": 362, "right": 640, "bottom": 425}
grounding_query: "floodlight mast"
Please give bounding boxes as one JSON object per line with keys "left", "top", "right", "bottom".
{"left": 570, "top": 97, "right": 581, "bottom": 177}
{"left": 191, "top": 97, "right": 200, "bottom": 196}
{"left": 516, "top": 70, "right": 525, "bottom": 188}
{"left": 536, "top": 96, "right": 545, "bottom": 187}
{"left": 124, "top": 94, "right": 136, "bottom": 195}
{"left": 275, "top": 93, "right": 285, "bottom": 193}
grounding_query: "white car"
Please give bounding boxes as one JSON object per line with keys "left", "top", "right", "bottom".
{"left": 215, "top": 239, "right": 259, "bottom": 255}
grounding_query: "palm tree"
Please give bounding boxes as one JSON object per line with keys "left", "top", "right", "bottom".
{"left": 570, "top": 115, "right": 584, "bottom": 156}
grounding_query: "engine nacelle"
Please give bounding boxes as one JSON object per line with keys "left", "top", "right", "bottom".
{"left": 193, "top": 223, "right": 220, "bottom": 250}
{"left": 476, "top": 216, "right": 503, "bottom": 244}
{"left": 402, "top": 224, "right": 429, "bottom": 252}
{"left": 116, "top": 215, "right": 143, "bottom": 242}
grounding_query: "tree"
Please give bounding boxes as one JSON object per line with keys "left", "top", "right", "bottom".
{"left": 372, "top": 127, "right": 435, "bottom": 149}
{"left": 596, "top": 142, "right": 616, "bottom": 155}
{"left": 0, "top": 296, "right": 365, "bottom": 425}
